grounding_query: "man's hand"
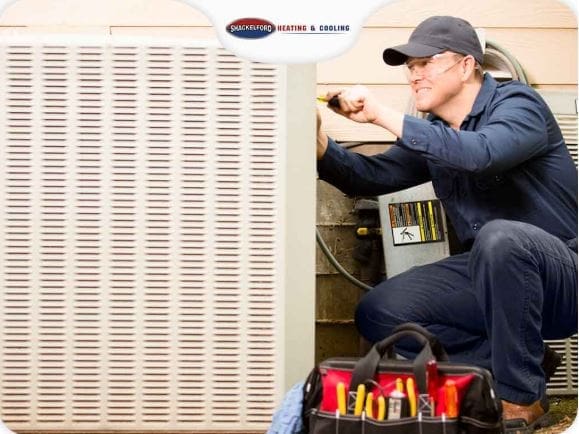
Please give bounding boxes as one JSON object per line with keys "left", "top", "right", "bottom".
{"left": 325, "top": 85, "right": 404, "bottom": 138}
{"left": 326, "top": 85, "right": 381, "bottom": 124}
{"left": 316, "top": 107, "right": 329, "bottom": 160}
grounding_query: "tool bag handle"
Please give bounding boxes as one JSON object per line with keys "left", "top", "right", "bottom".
{"left": 349, "top": 323, "right": 449, "bottom": 395}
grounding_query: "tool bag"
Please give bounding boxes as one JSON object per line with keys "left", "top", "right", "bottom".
{"left": 302, "top": 323, "right": 503, "bottom": 434}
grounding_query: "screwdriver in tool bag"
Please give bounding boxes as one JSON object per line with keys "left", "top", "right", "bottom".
{"left": 377, "top": 395, "right": 386, "bottom": 421}
{"left": 365, "top": 392, "right": 375, "bottom": 418}
{"left": 354, "top": 384, "right": 366, "bottom": 416}
{"left": 426, "top": 359, "right": 439, "bottom": 416}
{"left": 444, "top": 379, "right": 459, "bottom": 418}
{"left": 395, "top": 377, "right": 404, "bottom": 393}
{"left": 336, "top": 382, "right": 347, "bottom": 415}
{"left": 406, "top": 377, "right": 417, "bottom": 417}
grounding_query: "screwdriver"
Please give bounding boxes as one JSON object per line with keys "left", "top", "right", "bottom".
{"left": 317, "top": 95, "right": 340, "bottom": 108}
{"left": 336, "top": 382, "right": 346, "bottom": 415}
{"left": 365, "top": 392, "right": 375, "bottom": 418}
{"left": 406, "top": 377, "right": 417, "bottom": 417}
{"left": 426, "top": 359, "right": 439, "bottom": 416}
{"left": 354, "top": 384, "right": 366, "bottom": 416}
{"left": 444, "top": 379, "right": 458, "bottom": 418}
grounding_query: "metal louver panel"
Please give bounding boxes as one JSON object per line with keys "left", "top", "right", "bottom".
{"left": 539, "top": 90, "right": 578, "bottom": 166}
{"left": 545, "top": 336, "right": 578, "bottom": 395}
{"left": 557, "top": 114, "right": 578, "bottom": 163}
{"left": 0, "top": 34, "right": 302, "bottom": 431}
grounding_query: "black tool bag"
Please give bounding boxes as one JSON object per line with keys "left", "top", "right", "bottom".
{"left": 302, "top": 323, "right": 503, "bottom": 434}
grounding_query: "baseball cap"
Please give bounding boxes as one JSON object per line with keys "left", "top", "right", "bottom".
{"left": 383, "top": 16, "right": 484, "bottom": 66}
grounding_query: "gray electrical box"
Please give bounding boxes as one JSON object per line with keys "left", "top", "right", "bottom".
{"left": 378, "top": 182, "right": 450, "bottom": 278}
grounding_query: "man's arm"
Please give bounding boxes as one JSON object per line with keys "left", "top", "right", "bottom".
{"left": 327, "top": 84, "right": 552, "bottom": 175}
{"left": 317, "top": 136, "right": 431, "bottom": 197}
{"left": 398, "top": 92, "right": 550, "bottom": 174}
{"left": 316, "top": 107, "right": 429, "bottom": 196}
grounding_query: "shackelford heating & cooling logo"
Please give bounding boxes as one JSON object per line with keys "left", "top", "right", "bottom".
{"left": 226, "top": 18, "right": 276, "bottom": 39}
{"left": 226, "top": 18, "right": 351, "bottom": 39}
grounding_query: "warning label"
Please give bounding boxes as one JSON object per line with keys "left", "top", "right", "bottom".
{"left": 388, "top": 200, "right": 445, "bottom": 246}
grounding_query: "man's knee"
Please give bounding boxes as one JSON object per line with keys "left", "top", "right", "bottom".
{"left": 355, "top": 289, "right": 389, "bottom": 343}
{"left": 471, "top": 219, "right": 528, "bottom": 264}
{"left": 354, "top": 279, "right": 415, "bottom": 343}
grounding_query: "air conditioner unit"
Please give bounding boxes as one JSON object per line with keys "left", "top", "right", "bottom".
{"left": 0, "top": 34, "right": 316, "bottom": 432}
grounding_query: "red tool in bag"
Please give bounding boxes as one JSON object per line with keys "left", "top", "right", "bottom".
{"left": 302, "top": 323, "right": 503, "bottom": 434}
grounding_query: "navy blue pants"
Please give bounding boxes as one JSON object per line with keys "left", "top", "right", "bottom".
{"left": 355, "top": 219, "right": 577, "bottom": 404}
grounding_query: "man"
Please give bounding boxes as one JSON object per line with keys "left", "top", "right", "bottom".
{"left": 316, "top": 15, "right": 577, "bottom": 432}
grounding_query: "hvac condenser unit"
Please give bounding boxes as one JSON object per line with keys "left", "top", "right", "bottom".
{"left": 0, "top": 34, "right": 316, "bottom": 432}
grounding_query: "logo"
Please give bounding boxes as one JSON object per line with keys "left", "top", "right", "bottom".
{"left": 226, "top": 18, "right": 276, "bottom": 39}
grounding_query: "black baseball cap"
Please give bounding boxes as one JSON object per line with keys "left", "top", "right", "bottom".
{"left": 383, "top": 16, "right": 484, "bottom": 66}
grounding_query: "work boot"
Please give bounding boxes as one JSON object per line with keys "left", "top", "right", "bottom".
{"left": 502, "top": 399, "right": 551, "bottom": 433}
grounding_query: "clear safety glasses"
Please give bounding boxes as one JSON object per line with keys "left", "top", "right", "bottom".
{"left": 403, "top": 53, "right": 465, "bottom": 82}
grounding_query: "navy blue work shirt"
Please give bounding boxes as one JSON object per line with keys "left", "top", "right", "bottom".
{"left": 318, "top": 74, "right": 578, "bottom": 246}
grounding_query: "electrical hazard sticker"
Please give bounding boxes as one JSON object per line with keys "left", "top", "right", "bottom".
{"left": 388, "top": 200, "right": 445, "bottom": 246}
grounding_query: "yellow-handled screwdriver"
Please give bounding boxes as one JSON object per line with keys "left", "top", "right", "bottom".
{"left": 377, "top": 395, "right": 386, "bottom": 421}
{"left": 354, "top": 384, "right": 366, "bottom": 416}
{"left": 365, "top": 392, "right": 375, "bottom": 419}
{"left": 317, "top": 95, "right": 340, "bottom": 108}
{"left": 395, "top": 377, "right": 404, "bottom": 393}
{"left": 336, "top": 382, "right": 347, "bottom": 415}
{"left": 406, "top": 377, "right": 417, "bottom": 417}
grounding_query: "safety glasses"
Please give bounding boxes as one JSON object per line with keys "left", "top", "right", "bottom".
{"left": 403, "top": 53, "right": 465, "bottom": 82}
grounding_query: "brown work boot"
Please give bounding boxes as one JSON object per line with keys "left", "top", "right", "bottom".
{"left": 502, "top": 399, "right": 551, "bottom": 433}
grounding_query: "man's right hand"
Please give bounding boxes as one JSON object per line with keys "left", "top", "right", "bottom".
{"left": 316, "top": 107, "right": 329, "bottom": 160}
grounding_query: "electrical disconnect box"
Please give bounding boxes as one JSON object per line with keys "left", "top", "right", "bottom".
{"left": 378, "top": 182, "right": 450, "bottom": 278}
